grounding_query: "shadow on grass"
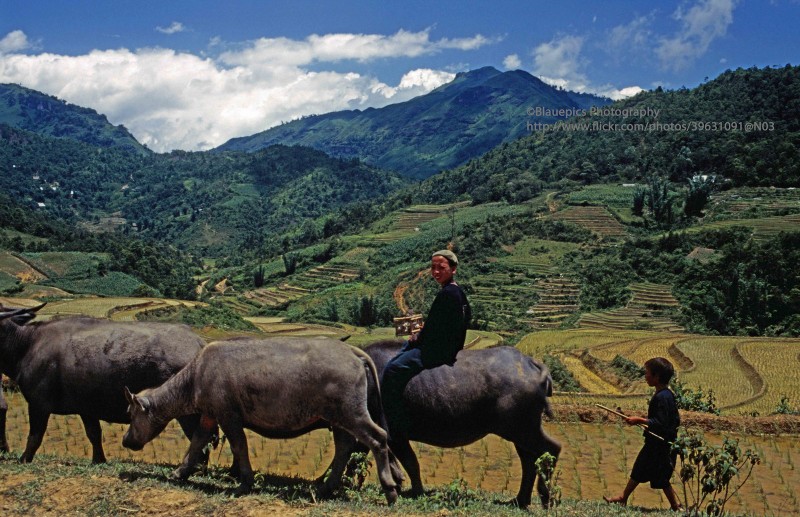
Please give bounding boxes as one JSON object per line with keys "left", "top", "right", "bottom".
{"left": 117, "top": 464, "right": 319, "bottom": 502}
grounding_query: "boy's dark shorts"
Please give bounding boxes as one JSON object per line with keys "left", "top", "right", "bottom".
{"left": 631, "top": 441, "right": 677, "bottom": 489}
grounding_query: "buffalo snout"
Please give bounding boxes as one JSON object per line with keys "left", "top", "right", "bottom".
{"left": 122, "top": 430, "right": 145, "bottom": 451}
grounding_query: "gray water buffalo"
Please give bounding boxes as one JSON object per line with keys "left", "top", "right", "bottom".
{"left": 358, "top": 340, "right": 560, "bottom": 508}
{"left": 0, "top": 303, "right": 207, "bottom": 463}
{"left": 122, "top": 336, "right": 401, "bottom": 504}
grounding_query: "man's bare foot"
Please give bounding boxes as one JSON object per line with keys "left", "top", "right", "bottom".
{"left": 603, "top": 495, "right": 627, "bottom": 506}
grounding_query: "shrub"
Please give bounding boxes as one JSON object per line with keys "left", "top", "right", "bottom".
{"left": 671, "top": 378, "right": 720, "bottom": 415}
{"left": 775, "top": 395, "right": 799, "bottom": 415}
{"left": 535, "top": 452, "right": 562, "bottom": 510}
{"left": 543, "top": 354, "right": 583, "bottom": 392}
{"left": 672, "top": 430, "right": 761, "bottom": 516}
{"left": 179, "top": 301, "right": 257, "bottom": 331}
{"left": 610, "top": 354, "right": 645, "bottom": 381}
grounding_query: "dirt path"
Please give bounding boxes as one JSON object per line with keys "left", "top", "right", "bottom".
{"left": 392, "top": 268, "right": 428, "bottom": 313}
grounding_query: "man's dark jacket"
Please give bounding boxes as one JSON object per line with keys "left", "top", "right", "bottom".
{"left": 414, "top": 282, "right": 471, "bottom": 367}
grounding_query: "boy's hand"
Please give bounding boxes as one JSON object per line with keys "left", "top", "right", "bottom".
{"left": 625, "top": 416, "right": 647, "bottom": 426}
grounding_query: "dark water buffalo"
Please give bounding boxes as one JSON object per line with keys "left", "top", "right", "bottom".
{"left": 122, "top": 337, "right": 401, "bottom": 504}
{"left": 359, "top": 340, "right": 560, "bottom": 508}
{"left": 0, "top": 374, "right": 9, "bottom": 452}
{"left": 0, "top": 303, "right": 207, "bottom": 463}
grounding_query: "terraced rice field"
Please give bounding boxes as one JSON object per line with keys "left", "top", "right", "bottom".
{"left": 548, "top": 206, "right": 627, "bottom": 239}
{"left": 737, "top": 339, "right": 800, "bottom": 414}
{"left": 0, "top": 296, "right": 202, "bottom": 321}
{"left": 707, "top": 187, "right": 800, "bottom": 217}
{"left": 517, "top": 329, "right": 800, "bottom": 416}
{"left": 244, "top": 284, "right": 310, "bottom": 307}
{"left": 578, "top": 283, "right": 683, "bottom": 332}
{"left": 682, "top": 213, "right": 800, "bottom": 241}
{"left": 367, "top": 202, "right": 470, "bottom": 243}
{"left": 496, "top": 238, "right": 581, "bottom": 276}
{"left": 469, "top": 273, "right": 539, "bottom": 322}
{"left": 290, "top": 263, "right": 361, "bottom": 290}
{"left": 523, "top": 276, "right": 580, "bottom": 329}
{"left": 243, "top": 317, "right": 348, "bottom": 338}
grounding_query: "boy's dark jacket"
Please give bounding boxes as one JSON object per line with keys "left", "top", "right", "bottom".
{"left": 646, "top": 388, "right": 680, "bottom": 443}
{"left": 413, "top": 282, "right": 471, "bottom": 367}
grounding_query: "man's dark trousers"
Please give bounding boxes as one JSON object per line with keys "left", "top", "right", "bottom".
{"left": 381, "top": 343, "right": 424, "bottom": 439}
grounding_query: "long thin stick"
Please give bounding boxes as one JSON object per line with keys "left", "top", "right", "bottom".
{"left": 595, "top": 403, "right": 667, "bottom": 442}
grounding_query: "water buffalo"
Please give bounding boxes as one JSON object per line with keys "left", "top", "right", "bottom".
{"left": 122, "top": 336, "right": 401, "bottom": 504}
{"left": 0, "top": 374, "right": 9, "bottom": 452}
{"left": 355, "top": 340, "right": 561, "bottom": 508}
{"left": 0, "top": 303, "right": 207, "bottom": 463}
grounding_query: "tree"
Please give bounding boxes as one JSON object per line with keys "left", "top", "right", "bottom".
{"left": 282, "top": 253, "right": 298, "bottom": 275}
{"left": 253, "top": 265, "right": 265, "bottom": 288}
{"left": 645, "top": 175, "right": 676, "bottom": 228}
{"left": 684, "top": 175, "right": 716, "bottom": 217}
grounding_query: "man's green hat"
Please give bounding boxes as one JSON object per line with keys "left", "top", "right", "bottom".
{"left": 432, "top": 249, "right": 458, "bottom": 265}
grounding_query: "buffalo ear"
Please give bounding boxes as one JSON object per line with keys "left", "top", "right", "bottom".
{"left": 124, "top": 387, "right": 148, "bottom": 412}
{"left": 124, "top": 386, "right": 134, "bottom": 404}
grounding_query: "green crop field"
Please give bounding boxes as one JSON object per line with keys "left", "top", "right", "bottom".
{"left": 548, "top": 206, "right": 627, "bottom": 239}
{"left": 563, "top": 184, "right": 639, "bottom": 208}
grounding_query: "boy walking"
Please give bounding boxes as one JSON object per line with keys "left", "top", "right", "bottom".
{"left": 605, "top": 357, "right": 682, "bottom": 511}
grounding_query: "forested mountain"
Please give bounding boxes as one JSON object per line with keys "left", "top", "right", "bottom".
{"left": 414, "top": 65, "right": 800, "bottom": 204}
{"left": 0, "top": 83, "right": 147, "bottom": 154}
{"left": 2, "top": 66, "right": 800, "bottom": 338}
{"left": 216, "top": 66, "right": 611, "bottom": 178}
{"left": 0, "top": 124, "right": 406, "bottom": 256}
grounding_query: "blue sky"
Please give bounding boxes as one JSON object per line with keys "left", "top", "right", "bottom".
{"left": 1, "top": 0, "right": 798, "bottom": 152}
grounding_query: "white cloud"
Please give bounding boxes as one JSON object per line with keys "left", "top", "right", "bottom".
{"left": 503, "top": 54, "right": 521, "bottom": 70}
{"left": 597, "top": 85, "right": 644, "bottom": 100}
{"left": 156, "top": 22, "right": 187, "bottom": 35}
{"left": 607, "top": 14, "right": 654, "bottom": 55}
{"left": 219, "top": 28, "right": 495, "bottom": 69}
{"left": 533, "top": 34, "right": 591, "bottom": 92}
{"left": 0, "top": 30, "right": 31, "bottom": 54}
{"left": 0, "top": 29, "right": 490, "bottom": 152}
{"left": 529, "top": 33, "right": 642, "bottom": 100}
{"left": 657, "top": 0, "right": 737, "bottom": 71}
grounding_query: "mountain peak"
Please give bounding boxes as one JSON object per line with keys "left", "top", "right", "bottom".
{"left": 216, "top": 67, "right": 611, "bottom": 178}
{"left": 455, "top": 66, "right": 502, "bottom": 80}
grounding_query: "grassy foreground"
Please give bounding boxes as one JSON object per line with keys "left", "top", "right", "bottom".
{"left": 0, "top": 452, "right": 687, "bottom": 517}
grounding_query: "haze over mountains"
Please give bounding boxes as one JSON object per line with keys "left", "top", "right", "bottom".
{"left": 216, "top": 67, "right": 611, "bottom": 178}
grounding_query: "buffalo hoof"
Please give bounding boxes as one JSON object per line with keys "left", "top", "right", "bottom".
{"left": 169, "top": 465, "right": 194, "bottom": 481}
{"left": 501, "top": 497, "right": 530, "bottom": 509}
{"left": 312, "top": 481, "right": 334, "bottom": 500}
{"left": 234, "top": 482, "right": 253, "bottom": 497}
{"left": 384, "top": 487, "right": 398, "bottom": 506}
{"left": 0, "top": 442, "right": 9, "bottom": 454}
{"left": 18, "top": 454, "right": 33, "bottom": 464}
{"left": 408, "top": 487, "right": 425, "bottom": 499}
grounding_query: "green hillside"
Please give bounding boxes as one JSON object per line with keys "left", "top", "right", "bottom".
{"left": 216, "top": 67, "right": 611, "bottom": 178}
{"left": 415, "top": 65, "right": 800, "bottom": 204}
{"left": 0, "top": 83, "right": 146, "bottom": 154}
{"left": 0, "top": 124, "right": 407, "bottom": 255}
{"left": 1, "top": 66, "right": 799, "bottom": 339}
